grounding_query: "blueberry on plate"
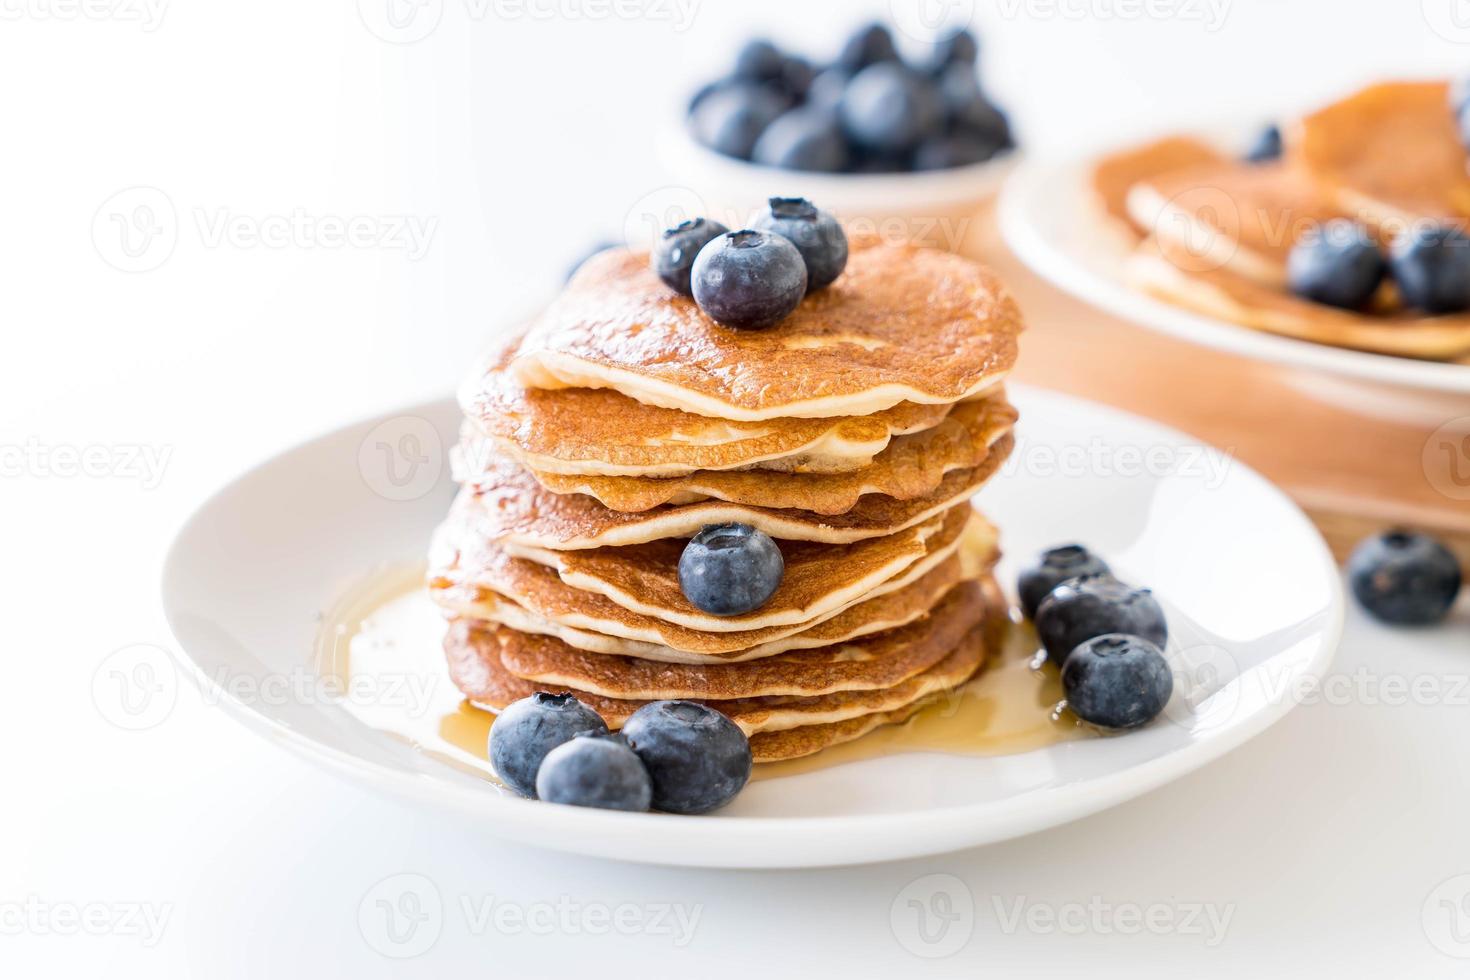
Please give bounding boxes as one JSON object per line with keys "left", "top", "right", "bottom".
{"left": 836, "top": 22, "right": 898, "bottom": 73}
{"left": 652, "top": 217, "right": 729, "bottom": 296}
{"left": 1062, "top": 634, "right": 1174, "bottom": 730}
{"left": 622, "top": 701, "right": 752, "bottom": 814}
{"left": 690, "top": 230, "right": 807, "bottom": 329}
{"left": 752, "top": 110, "right": 850, "bottom": 173}
{"left": 678, "top": 522, "right": 785, "bottom": 616}
{"left": 489, "top": 692, "right": 609, "bottom": 798}
{"left": 1017, "top": 544, "right": 1113, "bottom": 621}
{"left": 1347, "top": 530, "right": 1462, "bottom": 626}
{"left": 839, "top": 63, "right": 944, "bottom": 154}
{"left": 1286, "top": 220, "right": 1386, "bottom": 310}
{"left": 1035, "top": 576, "right": 1168, "bottom": 667}
{"left": 689, "top": 84, "right": 787, "bottom": 160}
{"left": 733, "top": 39, "right": 785, "bottom": 83}
{"left": 1389, "top": 223, "right": 1470, "bottom": 314}
{"left": 1244, "top": 123, "right": 1282, "bottom": 163}
{"left": 751, "top": 197, "right": 849, "bottom": 290}
{"left": 535, "top": 733, "right": 653, "bottom": 812}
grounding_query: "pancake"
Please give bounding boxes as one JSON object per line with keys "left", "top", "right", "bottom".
{"left": 1127, "top": 161, "right": 1342, "bottom": 287}
{"left": 502, "top": 510, "right": 953, "bottom": 633}
{"left": 430, "top": 507, "right": 991, "bottom": 662}
{"left": 497, "top": 578, "right": 988, "bottom": 699}
{"left": 516, "top": 397, "right": 1017, "bottom": 515}
{"left": 445, "top": 618, "right": 989, "bottom": 736}
{"left": 457, "top": 436, "right": 1011, "bottom": 549}
{"left": 1296, "top": 80, "right": 1470, "bottom": 228}
{"left": 509, "top": 239, "right": 1023, "bottom": 421}
{"left": 1090, "top": 135, "right": 1227, "bottom": 234}
{"left": 462, "top": 342, "right": 951, "bottom": 477}
{"left": 1126, "top": 235, "right": 1470, "bottom": 360}
{"left": 747, "top": 696, "right": 936, "bottom": 762}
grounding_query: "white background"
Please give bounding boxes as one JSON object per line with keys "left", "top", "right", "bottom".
{"left": 6, "top": 0, "right": 1470, "bottom": 975}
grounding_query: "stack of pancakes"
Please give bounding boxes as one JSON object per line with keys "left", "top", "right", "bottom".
{"left": 428, "top": 237, "right": 1024, "bottom": 762}
{"left": 1094, "top": 80, "right": 1470, "bottom": 361}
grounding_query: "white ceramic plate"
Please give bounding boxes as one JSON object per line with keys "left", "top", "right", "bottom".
{"left": 998, "top": 151, "right": 1470, "bottom": 396}
{"left": 161, "top": 387, "right": 1342, "bottom": 869}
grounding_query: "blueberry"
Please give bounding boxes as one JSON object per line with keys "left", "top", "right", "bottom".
{"left": 836, "top": 22, "right": 898, "bottom": 73}
{"left": 937, "top": 64, "right": 1011, "bottom": 147}
{"left": 913, "top": 132, "right": 1003, "bottom": 170}
{"left": 1347, "top": 530, "right": 1462, "bottom": 626}
{"left": 840, "top": 63, "right": 943, "bottom": 154}
{"left": 1017, "top": 544, "right": 1113, "bottom": 621}
{"left": 751, "top": 197, "right": 848, "bottom": 290}
{"left": 849, "top": 150, "right": 912, "bottom": 174}
{"left": 1035, "top": 576, "right": 1168, "bottom": 667}
{"left": 805, "top": 68, "right": 851, "bottom": 115}
{"left": 690, "top": 229, "right": 807, "bottom": 329}
{"left": 924, "top": 28, "right": 979, "bottom": 74}
{"left": 734, "top": 39, "right": 785, "bottom": 83}
{"left": 777, "top": 56, "right": 815, "bottom": 101}
{"left": 535, "top": 733, "right": 653, "bottom": 811}
{"left": 678, "top": 522, "right": 785, "bottom": 615}
{"left": 687, "top": 78, "right": 727, "bottom": 116}
{"left": 622, "top": 701, "right": 752, "bottom": 814}
{"left": 488, "top": 692, "right": 609, "bottom": 798}
{"left": 1287, "top": 220, "right": 1386, "bottom": 310}
{"left": 1062, "top": 634, "right": 1174, "bottom": 730}
{"left": 689, "top": 84, "right": 787, "bottom": 160}
{"left": 1244, "top": 123, "right": 1282, "bottom": 163}
{"left": 752, "top": 110, "right": 850, "bottom": 173}
{"left": 652, "top": 217, "right": 729, "bottom": 297}
{"left": 1389, "top": 223, "right": 1470, "bottom": 314}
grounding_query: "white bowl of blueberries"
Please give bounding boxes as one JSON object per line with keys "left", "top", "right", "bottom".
{"left": 660, "top": 22, "right": 1016, "bottom": 249}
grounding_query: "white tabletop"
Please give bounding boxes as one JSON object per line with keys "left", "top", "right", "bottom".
{"left": 5, "top": 1, "right": 1470, "bottom": 975}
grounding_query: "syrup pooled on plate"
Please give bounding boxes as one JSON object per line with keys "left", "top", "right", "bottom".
{"left": 315, "top": 562, "right": 1087, "bottom": 789}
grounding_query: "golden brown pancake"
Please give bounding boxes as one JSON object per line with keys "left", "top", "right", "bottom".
{"left": 444, "top": 618, "right": 989, "bottom": 736}
{"left": 1091, "top": 135, "right": 1227, "bottom": 234}
{"left": 502, "top": 511, "right": 952, "bottom": 633}
{"left": 1297, "top": 80, "right": 1470, "bottom": 228}
{"left": 497, "top": 579, "right": 988, "bottom": 699}
{"left": 1127, "top": 161, "right": 1342, "bottom": 287}
{"left": 516, "top": 398, "right": 1017, "bottom": 515}
{"left": 456, "top": 437, "right": 1010, "bottom": 549}
{"left": 1126, "top": 235, "right": 1470, "bottom": 360}
{"left": 462, "top": 341, "right": 951, "bottom": 477}
{"left": 430, "top": 506, "right": 989, "bottom": 661}
{"left": 509, "top": 239, "right": 1023, "bottom": 420}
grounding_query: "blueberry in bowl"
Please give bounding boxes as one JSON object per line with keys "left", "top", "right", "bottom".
{"left": 1347, "top": 530, "right": 1462, "bottom": 626}
{"left": 1035, "top": 576, "right": 1168, "bottom": 667}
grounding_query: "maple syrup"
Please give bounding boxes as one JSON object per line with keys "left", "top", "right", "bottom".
{"left": 315, "top": 561, "right": 1087, "bottom": 787}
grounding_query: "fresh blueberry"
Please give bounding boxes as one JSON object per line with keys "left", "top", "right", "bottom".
{"left": 937, "top": 64, "right": 1011, "bottom": 147}
{"left": 1035, "top": 576, "right": 1168, "bottom": 667}
{"left": 622, "top": 701, "right": 752, "bottom": 814}
{"left": 535, "top": 733, "right": 653, "bottom": 811}
{"left": 1062, "top": 634, "right": 1174, "bottom": 730}
{"left": 777, "top": 56, "right": 815, "bottom": 101}
{"left": 687, "top": 77, "right": 728, "bottom": 116}
{"left": 689, "top": 84, "right": 788, "bottom": 160}
{"left": 1017, "top": 544, "right": 1113, "bottom": 621}
{"left": 1287, "top": 220, "right": 1386, "bottom": 310}
{"left": 836, "top": 22, "right": 898, "bottom": 73}
{"left": 488, "top": 692, "right": 609, "bottom": 798}
{"left": 1347, "top": 530, "right": 1462, "bottom": 626}
{"left": 690, "top": 230, "right": 807, "bottom": 329}
{"left": 839, "top": 63, "right": 943, "bottom": 154}
{"left": 733, "top": 40, "right": 784, "bottom": 83}
{"left": 752, "top": 110, "right": 850, "bottom": 173}
{"left": 678, "top": 522, "right": 785, "bottom": 616}
{"left": 914, "top": 132, "right": 1003, "bottom": 170}
{"left": 1244, "top": 123, "right": 1282, "bottom": 163}
{"left": 849, "top": 150, "right": 912, "bottom": 174}
{"left": 652, "top": 217, "right": 729, "bottom": 297}
{"left": 1389, "top": 223, "right": 1470, "bottom": 314}
{"left": 805, "top": 68, "right": 851, "bottom": 115}
{"left": 929, "top": 28, "right": 979, "bottom": 71}
{"left": 751, "top": 197, "right": 849, "bottom": 290}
